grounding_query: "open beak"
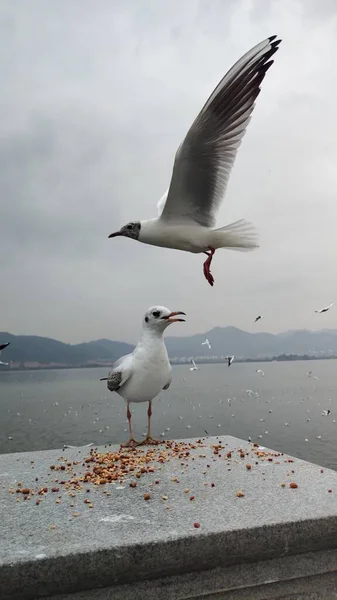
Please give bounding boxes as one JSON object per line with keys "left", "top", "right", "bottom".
{"left": 163, "top": 311, "right": 186, "bottom": 323}
{"left": 108, "top": 231, "right": 122, "bottom": 238}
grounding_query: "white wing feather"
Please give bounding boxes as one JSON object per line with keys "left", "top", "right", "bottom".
{"left": 157, "top": 188, "right": 169, "bottom": 217}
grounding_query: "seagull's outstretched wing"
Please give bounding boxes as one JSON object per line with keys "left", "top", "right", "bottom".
{"left": 159, "top": 36, "right": 281, "bottom": 227}
{"left": 104, "top": 355, "right": 133, "bottom": 392}
{"left": 315, "top": 302, "right": 334, "bottom": 313}
{"left": 0, "top": 342, "right": 10, "bottom": 364}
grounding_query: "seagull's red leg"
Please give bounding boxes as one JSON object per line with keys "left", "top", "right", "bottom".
{"left": 139, "top": 401, "right": 160, "bottom": 445}
{"left": 203, "top": 247, "right": 216, "bottom": 286}
{"left": 120, "top": 403, "right": 139, "bottom": 448}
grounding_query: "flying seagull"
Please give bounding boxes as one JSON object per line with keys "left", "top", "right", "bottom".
{"left": 0, "top": 342, "right": 10, "bottom": 366}
{"left": 315, "top": 303, "right": 334, "bottom": 314}
{"left": 227, "top": 355, "right": 235, "bottom": 367}
{"left": 190, "top": 359, "right": 199, "bottom": 371}
{"left": 100, "top": 306, "right": 185, "bottom": 448}
{"left": 108, "top": 36, "right": 282, "bottom": 286}
{"left": 256, "top": 369, "right": 265, "bottom": 377}
{"left": 254, "top": 315, "right": 263, "bottom": 322}
{"left": 202, "top": 338, "right": 211, "bottom": 349}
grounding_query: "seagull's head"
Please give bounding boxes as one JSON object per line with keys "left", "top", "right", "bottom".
{"left": 143, "top": 306, "right": 186, "bottom": 332}
{"left": 108, "top": 221, "right": 141, "bottom": 241}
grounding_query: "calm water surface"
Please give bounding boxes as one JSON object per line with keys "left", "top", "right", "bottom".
{"left": 1, "top": 360, "right": 337, "bottom": 469}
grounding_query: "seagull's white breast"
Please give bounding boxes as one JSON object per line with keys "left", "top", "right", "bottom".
{"left": 117, "top": 335, "right": 171, "bottom": 403}
{"left": 139, "top": 219, "right": 210, "bottom": 253}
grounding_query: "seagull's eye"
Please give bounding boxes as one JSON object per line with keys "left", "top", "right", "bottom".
{"left": 152, "top": 310, "right": 160, "bottom": 318}
{"left": 126, "top": 224, "right": 133, "bottom": 230}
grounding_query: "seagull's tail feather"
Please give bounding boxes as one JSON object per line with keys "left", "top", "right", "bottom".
{"left": 212, "top": 219, "right": 259, "bottom": 251}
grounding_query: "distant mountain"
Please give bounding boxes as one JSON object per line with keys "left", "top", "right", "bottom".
{"left": 166, "top": 326, "right": 337, "bottom": 358}
{"left": 1, "top": 327, "right": 337, "bottom": 367}
{"left": 0, "top": 333, "right": 133, "bottom": 366}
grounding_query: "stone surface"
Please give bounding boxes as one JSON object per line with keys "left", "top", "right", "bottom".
{"left": 2, "top": 436, "right": 337, "bottom": 600}
{"left": 50, "top": 549, "right": 337, "bottom": 600}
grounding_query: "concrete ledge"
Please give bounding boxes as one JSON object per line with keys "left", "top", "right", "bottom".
{"left": 1, "top": 436, "right": 337, "bottom": 599}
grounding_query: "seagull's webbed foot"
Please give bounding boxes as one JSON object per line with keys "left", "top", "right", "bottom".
{"left": 203, "top": 248, "right": 215, "bottom": 287}
{"left": 138, "top": 436, "right": 160, "bottom": 446}
{"left": 120, "top": 438, "right": 141, "bottom": 449}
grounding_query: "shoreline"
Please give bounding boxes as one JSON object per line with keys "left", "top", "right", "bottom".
{"left": 0, "top": 354, "right": 336, "bottom": 372}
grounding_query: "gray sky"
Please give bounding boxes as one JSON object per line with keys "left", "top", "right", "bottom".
{"left": 1, "top": 0, "right": 337, "bottom": 344}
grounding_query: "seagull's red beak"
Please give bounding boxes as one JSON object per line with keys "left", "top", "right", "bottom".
{"left": 108, "top": 231, "right": 123, "bottom": 238}
{"left": 164, "top": 311, "right": 186, "bottom": 323}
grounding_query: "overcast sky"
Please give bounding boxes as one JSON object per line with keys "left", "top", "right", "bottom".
{"left": 1, "top": 0, "right": 337, "bottom": 344}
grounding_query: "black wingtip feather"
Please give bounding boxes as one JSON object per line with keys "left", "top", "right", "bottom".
{"left": 269, "top": 36, "right": 282, "bottom": 51}
{"left": 269, "top": 34, "right": 281, "bottom": 43}
{"left": 263, "top": 59, "right": 276, "bottom": 74}
{"left": 264, "top": 45, "right": 280, "bottom": 62}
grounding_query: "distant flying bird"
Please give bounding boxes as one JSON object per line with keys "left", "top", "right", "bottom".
{"left": 315, "top": 303, "right": 334, "bottom": 314}
{"left": 108, "top": 36, "right": 281, "bottom": 286}
{"left": 227, "top": 356, "right": 235, "bottom": 367}
{"left": 321, "top": 410, "right": 331, "bottom": 416}
{"left": 254, "top": 315, "right": 263, "bottom": 322}
{"left": 100, "top": 306, "right": 185, "bottom": 447}
{"left": 202, "top": 338, "right": 211, "bottom": 350}
{"left": 0, "top": 342, "right": 10, "bottom": 366}
{"left": 190, "top": 359, "right": 199, "bottom": 371}
{"left": 256, "top": 369, "right": 264, "bottom": 377}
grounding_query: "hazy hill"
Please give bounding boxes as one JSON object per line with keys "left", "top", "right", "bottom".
{"left": 0, "top": 333, "right": 133, "bottom": 365}
{"left": 166, "top": 326, "right": 337, "bottom": 358}
{"left": 1, "top": 327, "right": 337, "bottom": 366}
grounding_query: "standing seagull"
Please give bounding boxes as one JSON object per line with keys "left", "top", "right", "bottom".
{"left": 315, "top": 303, "right": 334, "bottom": 314}
{"left": 108, "top": 36, "right": 282, "bottom": 286}
{"left": 100, "top": 306, "right": 185, "bottom": 448}
{"left": 254, "top": 315, "right": 263, "bottom": 323}
{"left": 0, "top": 342, "right": 10, "bottom": 366}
